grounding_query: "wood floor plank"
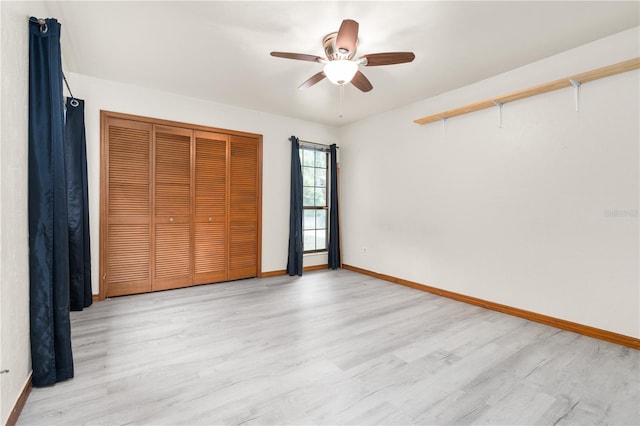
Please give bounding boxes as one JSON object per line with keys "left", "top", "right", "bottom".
{"left": 18, "top": 269, "right": 639, "bottom": 425}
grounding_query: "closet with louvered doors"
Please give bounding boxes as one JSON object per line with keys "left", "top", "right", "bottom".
{"left": 100, "top": 111, "right": 262, "bottom": 299}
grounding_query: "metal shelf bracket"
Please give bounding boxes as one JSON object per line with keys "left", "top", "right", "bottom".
{"left": 492, "top": 100, "right": 504, "bottom": 128}
{"left": 569, "top": 79, "right": 582, "bottom": 112}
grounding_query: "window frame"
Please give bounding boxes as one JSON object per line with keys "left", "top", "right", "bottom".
{"left": 300, "top": 146, "right": 329, "bottom": 254}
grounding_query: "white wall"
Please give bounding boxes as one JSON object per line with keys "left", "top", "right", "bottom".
{"left": 66, "top": 72, "right": 336, "bottom": 294}
{"left": 0, "top": 1, "right": 50, "bottom": 423}
{"left": 339, "top": 27, "right": 640, "bottom": 338}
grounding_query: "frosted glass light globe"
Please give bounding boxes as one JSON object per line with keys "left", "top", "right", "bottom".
{"left": 323, "top": 60, "right": 358, "bottom": 85}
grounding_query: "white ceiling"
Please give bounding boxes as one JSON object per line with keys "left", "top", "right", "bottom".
{"left": 47, "top": 1, "right": 639, "bottom": 127}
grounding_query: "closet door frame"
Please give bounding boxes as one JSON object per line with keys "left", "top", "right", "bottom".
{"left": 99, "top": 110, "right": 262, "bottom": 300}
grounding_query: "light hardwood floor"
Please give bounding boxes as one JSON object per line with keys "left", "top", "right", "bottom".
{"left": 18, "top": 269, "right": 639, "bottom": 425}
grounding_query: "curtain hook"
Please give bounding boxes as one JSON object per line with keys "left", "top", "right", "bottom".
{"left": 37, "top": 18, "right": 48, "bottom": 33}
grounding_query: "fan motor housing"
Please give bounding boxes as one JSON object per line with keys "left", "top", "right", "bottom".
{"left": 323, "top": 32, "right": 357, "bottom": 60}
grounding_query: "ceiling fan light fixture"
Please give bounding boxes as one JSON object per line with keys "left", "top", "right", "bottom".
{"left": 323, "top": 60, "right": 358, "bottom": 85}
{"left": 271, "top": 19, "right": 414, "bottom": 93}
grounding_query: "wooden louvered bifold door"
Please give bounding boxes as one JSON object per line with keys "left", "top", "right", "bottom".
{"left": 193, "top": 131, "right": 228, "bottom": 285}
{"left": 105, "top": 118, "right": 152, "bottom": 297}
{"left": 153, "top": 125, "right": 193, "bottom": 291}
{"left": 102, "top": 111, "right": 261, "bottom": 298}
{"left": 228, "top": 135, "right": 259, "bottom": 280}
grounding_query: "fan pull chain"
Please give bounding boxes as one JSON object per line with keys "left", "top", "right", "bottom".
{"left": 338, "top": 84, "right": 344, "bottom": 118}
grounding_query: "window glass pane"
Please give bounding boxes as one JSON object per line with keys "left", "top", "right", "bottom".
{"left": 316, "top": 230, "right": 326, "bottom": 250}
{"left": 314, "top": 188, "right": 326, "bottom": 206}
{"left": 303, "top": 210, "right": 315, "bottom": 230}
{"left": 315, "top": 168, "right": 326, "bottom": 187}
{"left": 302, "top": 149, "right": 314, "bottom": 167}
{"left": 302, "top": 166, "right": 314, "bottom": 187}
{"left": 316, "top": 210, "right": 327, "bottom": 229}
{"left": 303, "top": 230, "right": 316, "bottom": 251}
{"left": 303, "top": 187, "right": 315, "bottom": 206}
{"left": 315, "top": 151, "right": 327, "bottom": 168}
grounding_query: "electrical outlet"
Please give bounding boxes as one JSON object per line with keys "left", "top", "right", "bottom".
{"left": 362, "top": 247, "right": 367, "bottom": 255}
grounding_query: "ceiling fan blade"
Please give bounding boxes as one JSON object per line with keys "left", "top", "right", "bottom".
{"left": 270, "top": 52, "right": 323, "bottom": 63}
{"left": 351, "top": 70, "right": 373, "bottom": 92}
{"left": 335, "top": 19, "right": 359, "bottom": 55}
{"left": 299, "top": 72, "right": 326, "bottom": 89}
{"left": 362, "top": 52, "right": 415, "bottom": 66}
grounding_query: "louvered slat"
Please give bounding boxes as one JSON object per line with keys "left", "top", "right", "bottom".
{"left": 108, "top": 126, "right": 150, "bottom": 216}
{"left": 155, "top": 130, "right": 191, "bottom": 216}
{"left": 230, "top": 142, "right": 257, "bottom": 218}
{"left": 229, "top": 222, "right": 257, "bottom": 270}
{"left": 155, "top": 223, "right": 191, "bottom": 277}
{"left": 194, "top": 223, "right": 226, "bottom": 271}
{"left": 195, "top": 134, "right": 227, "bottom": 217}
{"left": 108, "top": 224, "right": 150, "bottom": 282}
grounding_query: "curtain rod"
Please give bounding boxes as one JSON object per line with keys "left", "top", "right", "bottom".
{"left": 298, "top": 139, "right": 339, "bottom": 149}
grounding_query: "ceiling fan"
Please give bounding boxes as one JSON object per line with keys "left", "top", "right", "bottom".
{"left": 270, "top": 19, "right": 415, "bottom": 92}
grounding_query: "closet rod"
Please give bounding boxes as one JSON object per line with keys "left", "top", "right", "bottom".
{"left": 413, "top": 57, "right": 640, "bottom": 125}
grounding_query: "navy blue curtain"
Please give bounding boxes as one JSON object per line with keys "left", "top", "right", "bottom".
{"left": 328, "top": 144, "right": 341, "bottom": 269}
{"left": 29, "top": 17, "right": 74, "bottom": 387}
{"left": 65, "top": 98, "right": 92, "bottom": 311}
{"left": 286, "top": 136, "right": 303, "bottom": 276}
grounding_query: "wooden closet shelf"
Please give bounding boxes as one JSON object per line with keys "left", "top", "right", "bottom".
{"left": 413, "top": 57, "right": 640, "bottom": 125}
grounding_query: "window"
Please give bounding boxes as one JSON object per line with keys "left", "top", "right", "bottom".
{"left": 300, "top": 147, "right": 328, "bottom": 252}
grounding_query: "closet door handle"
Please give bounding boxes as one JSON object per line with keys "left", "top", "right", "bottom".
{"left": 208, "top": 217, "right": 213, "bottom": 222}
{"left": 169, "top": 217, "right": 174, "bottom": 222}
